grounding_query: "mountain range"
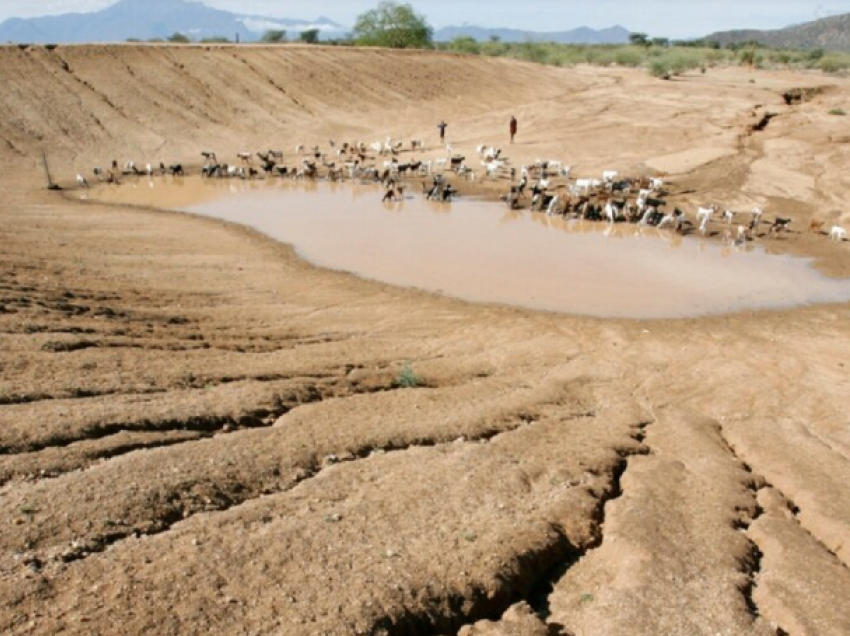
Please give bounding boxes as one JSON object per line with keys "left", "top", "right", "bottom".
{"left": 0, "top": 0, "right": 346, "bottom": 43}
{"left": 0, "top": 0, "right": 628, "bottom": 45}
{"left": 5, "top": 0, "right": 847, "bottom": 51}
{"left": 432, "top": 25, "right": 630, "bottom": 45}
{"left": 705, "top": 13, "right": 850, "bottom": 51}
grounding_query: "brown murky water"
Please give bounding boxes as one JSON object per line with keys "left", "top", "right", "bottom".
{"left": 89, "top": 177, "right": 850, "bottom": 318}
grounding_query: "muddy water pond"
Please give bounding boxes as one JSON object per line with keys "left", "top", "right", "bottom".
{"left": 89, "top": 178, "right": 850, "bottom": 319}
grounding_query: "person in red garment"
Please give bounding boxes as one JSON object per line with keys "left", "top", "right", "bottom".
{"left": 509, "top": 115, "right": 518, "bottom": 144}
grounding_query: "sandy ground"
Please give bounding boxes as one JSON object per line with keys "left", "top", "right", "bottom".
{"left": 0, "top": 44, "right": 849, "bottom": 635}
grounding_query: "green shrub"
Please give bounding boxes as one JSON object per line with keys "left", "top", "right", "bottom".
{"left": 649, "top": 60, "right": 671, "bottom": 79}
{"left": 167, "top": 32, "right": 191, "bottom": 43}
{"left": 829, "top": 108, "right": 847, "bottom": 116}
{"left": 615, "top": 48, "right": 643, "bottom": 67}
{"left": 819, "top": 55, "right": 850, "bottom": 73}
{"left": 395, "top": 362, "right": 420, "bottom": 388}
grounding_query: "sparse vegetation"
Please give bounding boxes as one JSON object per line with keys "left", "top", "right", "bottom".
{"left": 829, "top": 107, "right": 847, "bottom": 116}
{"left": 395, "top": 362, "right": 421, "bottom": 388}
{"left": 299, "top": 29, "right": 320, "bottom": 44}
{"left": 434, "top": 38, "right": 850, "bottom": 79}
{"left": 200, "top": 36, "right": 230, "bottom": 44}
{"left": 166, "top": 32, "right": 191, "bottom": 44}
{"left": 260, "top": 29, "right": 286, "bottom": 43}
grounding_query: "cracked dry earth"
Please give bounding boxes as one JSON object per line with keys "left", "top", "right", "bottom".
{"left": 1, "top": 45, "right": 849, "bottom": 635}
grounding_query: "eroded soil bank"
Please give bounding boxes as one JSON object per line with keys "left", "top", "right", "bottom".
{"left": 0, "top": 45, "right": 848, "bottom": 635}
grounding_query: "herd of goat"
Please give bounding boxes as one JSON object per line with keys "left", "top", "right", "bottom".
{"left": 75, "top": 138, "right": 848, "bottom": 243}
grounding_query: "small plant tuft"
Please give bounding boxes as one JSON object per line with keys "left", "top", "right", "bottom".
{"left": 395, "top": 362, "right": 420, "bottom": 388}
{"left": 828, "top": 107, "right": 846, "bottom": 116}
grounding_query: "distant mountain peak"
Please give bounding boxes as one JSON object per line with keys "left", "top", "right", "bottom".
{"left": 433, "top": 24, "right": 630, "bottom": 45}
{"left": 0, "top": 0, "right": 346, "bottom": 43}
{"left": 704, "top": 12, "right": 850, "bottom": 51}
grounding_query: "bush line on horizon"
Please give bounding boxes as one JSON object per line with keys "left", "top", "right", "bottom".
{"left": 118, "top": 1, "right": 850, "bottom": 77}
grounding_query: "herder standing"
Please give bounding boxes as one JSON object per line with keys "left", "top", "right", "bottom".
{"left": 509, "top": 116, "right": 518, "bottom": 144}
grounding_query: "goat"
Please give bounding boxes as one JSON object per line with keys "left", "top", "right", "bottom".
{"left": 76, "top": 173, "right": 89, "bottom": 188}
{"left": 767, "top": 217, "right": 791, "bottom": 238}
{"left": 750, "top": 207, "right": 764, "bottom": 229}
{"left": 411, "top": 139, "right": 425, "bottom": 152}
{"left": 602, "top": 170, "right": 619, "bottom": 183}
{"left": 169, "top": 164, "right": 184, "bottom": 176}
{"left": 808, "top": 219, "right": 825, "bottom": 233}
{"left": 483, "top": 148, "right": 501, "bottom": 163}
{"left": 146, "top": 163, "right": 153, "bottom": 177}
{"left": 237, "top": 152, "right": 253, "bottom": 164}
{"left": 722, "top": 210, "right": 736, "bottom": 225}
{"left": 201, "top": 151, "right": 217, "bottom": 163}
{"left": 829, "top": 226, "right": 846, "bottom": 241}
{"left": 657, "top": 211, "right": 676, "bottom": 229}
{"left": 575, "top": 178, "right": 601, "bottom": 193}
{"left": 696, "top": 205, "right": 717, "bottom": 233}
{"left": 484, "top": 160, "right": 507, "bottom": 179}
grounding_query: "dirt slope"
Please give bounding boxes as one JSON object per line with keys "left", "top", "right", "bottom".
{"left": 0, "top": 45, "right": 849, "bottom": 635}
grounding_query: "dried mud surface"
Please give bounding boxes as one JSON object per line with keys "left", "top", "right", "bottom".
{"left": 0, "top": 44, "right": 848, "bottom": 635}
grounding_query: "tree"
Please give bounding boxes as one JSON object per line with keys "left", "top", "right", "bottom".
{"left": 651, "top": 37, "right": 670, "bottom": 48}
{"left": 629, "top": 32, "right": 649, "bottom": 47}
{"left": 261, "top": 29, "right": 286, "bottom": 43}
{"left": 167, "top": 32, "right": 191, "bottom": 43}
{"left": 300, "top": 29, "right": 320, "bottom": 43}
{"left": 352, "top": 1, "right": 432, "bottom": 49}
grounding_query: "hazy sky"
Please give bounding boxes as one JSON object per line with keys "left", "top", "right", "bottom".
{"left": 0, "top": 0, "right": 848, "bottom": 37}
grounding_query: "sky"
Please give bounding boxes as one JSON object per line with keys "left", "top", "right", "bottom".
{"left": 0, "top": 0, "right": 848, "bottom": 38}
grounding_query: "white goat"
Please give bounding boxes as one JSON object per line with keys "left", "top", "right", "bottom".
{"left": 830, "top": 226, "right": 847, "bottom": 241}
{"left": 602, "top": 170, "right": 619, "bottom": 183}
{"left": 485, "top": 160, "right": 506, "bottom": 179}
{"left": 575, "top": 178, "right": 601, "bottom": 193}
{"left": 697, "top": 205, "right": 717, "bottom": 233}
{"left": 547, "top": 195, "right": 563, "bottom": 216}
{"left": 76, "top": 173, "right": 89, "bottom": 188}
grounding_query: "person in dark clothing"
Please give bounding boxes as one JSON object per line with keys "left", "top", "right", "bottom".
{"left": 509, "top": 116, "right": 518, "bottom": 144}
{"left": 437, "top": 121, "right": 448, "bottom": 143}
